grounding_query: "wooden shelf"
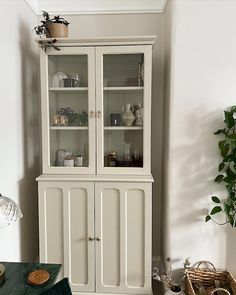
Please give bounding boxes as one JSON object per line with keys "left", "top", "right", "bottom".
{"left": 104, "top": 86, "right": 143, "bottom": 91}
{"left": 104, "top": 126, "right": 143, "bottom": 131}
{"left": 50, "top": 126, "right": 88, "bottom": 130}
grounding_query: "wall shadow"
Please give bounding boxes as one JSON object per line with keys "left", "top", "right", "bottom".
{"left": 18, "top": 18, "right": 40, "bottom": 262}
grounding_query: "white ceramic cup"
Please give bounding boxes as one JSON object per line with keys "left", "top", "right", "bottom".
{"left": 64, "top": 159, "right": 74, "bottom": 167}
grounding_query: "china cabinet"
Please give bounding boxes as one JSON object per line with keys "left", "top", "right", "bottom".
{"left": 36, "top": 36, "right": 155, "bottom": 295}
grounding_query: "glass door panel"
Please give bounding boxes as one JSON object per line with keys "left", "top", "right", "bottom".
{"left": 46, "top": 49, "right": 95, "bottom": 173}
{"left": 103, "top": 53, "right": 144, "bottom": 169}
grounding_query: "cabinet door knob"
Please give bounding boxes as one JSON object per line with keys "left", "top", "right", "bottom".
{"left": 97, "top": 111, "right": 102, "bottom": 118}
{"left": 90, "top": 111, "right": 94, "bottom": 118}
{"left": 88, "top": 236, "right": 94, "bottom": 241}
{"left": 96, "top": 236, "right": 101, "bottom": 241}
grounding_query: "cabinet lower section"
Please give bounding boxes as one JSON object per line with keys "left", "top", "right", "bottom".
{"left": 38, "top": 178, "right": 152, "bottom": 294}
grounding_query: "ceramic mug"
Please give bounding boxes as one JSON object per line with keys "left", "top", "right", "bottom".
{"left": 63, "top": 78, "right": 79, "bottom": 87}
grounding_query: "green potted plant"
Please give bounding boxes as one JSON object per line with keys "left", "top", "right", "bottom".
{"left": 34, "top": 11, "right": 69, "bottom": 38}
{"left": 206, "top": 106, "right": 236, "bottom": 227}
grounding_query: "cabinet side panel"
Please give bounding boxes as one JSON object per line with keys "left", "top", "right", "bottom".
{"left": 101, "top": 188, "right": 120, "bottom": 286}
{"left": 45, "top": 188, "right": 63, "bottom": 264}
{"left": 126, "top": 189, "right": 145, "bottom": 287}
{"left": 69, "top": 188, "right": 88, "bottom": 285}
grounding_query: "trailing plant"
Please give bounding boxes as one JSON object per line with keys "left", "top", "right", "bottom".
{"left": 205, "top": 106, "right": 236, "bottom": 227}
{"left": 34, "top": 11, "right": 69, "bottom": 37}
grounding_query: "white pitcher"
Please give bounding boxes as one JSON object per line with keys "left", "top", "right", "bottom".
{"left": 122, "top": 103, "right": 135, "bottom": 126}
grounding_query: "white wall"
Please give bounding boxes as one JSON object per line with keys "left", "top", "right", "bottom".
{"left": 164, "top": 0, "right": 236, "bottom": 273}
{"left": 0, "top": 0, "right": 40, "bottom": 262}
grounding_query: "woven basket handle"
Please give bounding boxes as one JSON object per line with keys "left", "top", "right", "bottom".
{"left": 210, "top": 288, "right": 231, "bottom": 295}
{"left": 195, "top": 260, "right": 216, "bottom": 270}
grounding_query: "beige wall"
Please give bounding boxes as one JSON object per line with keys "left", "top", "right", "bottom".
{"left": 0, "top": 0, "right": 40, "bottom": 262}
{"left": 44, "top": 13, "right": 165, "bottom": 257}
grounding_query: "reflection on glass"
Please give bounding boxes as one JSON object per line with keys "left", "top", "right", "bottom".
{"left": 51, "top": 130, "right": 89, "bottom": 168}
{"left": 49, "top": 55, "right": 88, "bottom": 87}
{"left": 103, "top": 54, "right": 144, "bottom": 87}
{"left": 103, "top": 53, "right": 144, "bottom": 168}
{"left": 48, "top": 54, "right": 89, "bottom": 168}
{"left": 104, "top": 130, "right": 143, "bottom": 168}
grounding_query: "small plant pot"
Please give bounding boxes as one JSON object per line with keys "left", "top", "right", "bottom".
{"left": 46, "top": 23, "right": 68, "bottom": 38}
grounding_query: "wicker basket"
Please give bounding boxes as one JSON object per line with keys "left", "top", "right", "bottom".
{"left": 185, "top": 261, "right": 236, "bottom": 295}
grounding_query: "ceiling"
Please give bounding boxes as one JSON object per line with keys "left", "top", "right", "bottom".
{"left": 25, "top": 0, "right": 168, "bottom": 15}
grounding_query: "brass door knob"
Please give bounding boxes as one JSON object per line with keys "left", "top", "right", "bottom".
{"left": 88, "top": 236, "right": 94, "bottom": 241}
{"left": 96, "top": 236, "right": 101, "bottom": 241}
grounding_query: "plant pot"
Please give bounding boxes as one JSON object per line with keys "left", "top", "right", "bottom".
{"left": 46, "top": 23, "right": 68, "bottom": 38}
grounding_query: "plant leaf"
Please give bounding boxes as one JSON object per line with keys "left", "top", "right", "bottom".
{"left": 223, "top": 154, "right": 235, "bottom": 162}
{"left": 218, "top": 140, "right": 229, "bottom": 157}
{"left": 228, "top": 215, "right": 234, "bottom": 227}
{"left": 205, "top": 215, "right": 211, "bottom": 222}
{"left": 223, "top": 176, "right": 234, "bottom": 184}
{"left": 218, "top": 140, "right": 226, "bottom": 150}
{"left": 224, "top": 111, "right": 235, "bottom": 128}
{"left": 214, "top": 128, "right": 226, "bottom": 135}
{"left": 210, "top": 206, "right": 222, "bottom": 215}
{"left": 230, "top": 106, "right": 236, "bottom": 113}
{"left": 226, "top": 167, "right": 235, "bottom": 179}
{"left": 228, "top": 134, "right": 236, "bottom": 140}
{"left": 219, "top": 162, "right": 225, "bottom": 171}
{"left": 214, "top": 174, "right": 224, "bottom": 183}
{"left": 212, "top": 196, "right": 221, "bottom": 203}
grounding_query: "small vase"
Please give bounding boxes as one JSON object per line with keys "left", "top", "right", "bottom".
{"left": 122, "top": 103, "right": 135, "bottom": 126}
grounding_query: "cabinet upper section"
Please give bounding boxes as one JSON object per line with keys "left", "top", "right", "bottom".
{"left": 37, "top": 37, "right": 155, "bottom": 176}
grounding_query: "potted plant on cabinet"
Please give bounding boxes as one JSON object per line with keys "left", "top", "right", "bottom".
{"left": 34, "top": 11, "right": 69, "bottom": 38}
{"left": 205, "top": 106, "right": 236, "bottom": 227}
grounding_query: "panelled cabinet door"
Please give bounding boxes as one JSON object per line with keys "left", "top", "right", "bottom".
{"left": 40, "top": 47, "right": 96, "bottom": 174}
{"left": 38, "top": 181, "right": 95, "bottom": 292}
{"left": 96, "top": 46, "right": 152, "bottom": 175}
{"left": 95, "top": 182, "right": 152, "bottom": 294}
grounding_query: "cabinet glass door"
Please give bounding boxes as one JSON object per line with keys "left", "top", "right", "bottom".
{"left": 96, "top": 46, "right": 152, "bottom": 175}
{"left": 41, "top": 47, "right": 95, "bottom": 174}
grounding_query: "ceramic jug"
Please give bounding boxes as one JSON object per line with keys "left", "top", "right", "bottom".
{"left": 122, "top": 103, "right": 135, "bottom": 126}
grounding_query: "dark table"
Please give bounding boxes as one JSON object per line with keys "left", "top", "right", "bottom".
{"left": 0, "top": 262, "right": 61, "bottom": 295}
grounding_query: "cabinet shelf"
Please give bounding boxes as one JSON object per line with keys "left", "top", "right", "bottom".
{"left": 49, "top": 87, "right": 88, "bottom": 92}
{"left": 50, "top": 126, "right": 88, "bottom": 130}
{"left": 104, "top": 126, "right": 143, "bottom": 130}
{"left": 104, "top": 86, "right": 143, "bottom": 91}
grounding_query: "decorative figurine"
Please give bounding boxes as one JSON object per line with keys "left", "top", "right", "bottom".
{"left": 134, "top": 103, "right": 144, "bottom": 126}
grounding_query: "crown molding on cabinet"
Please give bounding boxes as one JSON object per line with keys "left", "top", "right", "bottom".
{"left": 25, "top": 0, "right": 168, "bottom": 15}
